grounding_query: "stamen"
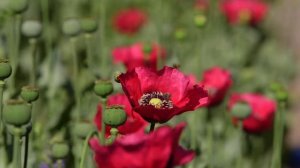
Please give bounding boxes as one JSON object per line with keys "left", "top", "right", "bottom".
{"left": 138, "top": 91, "right": 173, "bottom": 109}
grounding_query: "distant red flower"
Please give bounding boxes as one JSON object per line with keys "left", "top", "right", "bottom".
{"left": 112, "top": 43, "right": 166, "bottom": 71}
{"left": 118, "top": 66, "right": 208, "bottom": 123}
{"left": 195, "top": 0, "right": 209, "bottom": 11}
{"left": 221, "top": 0, "right": 268, "bottom": 25}
{"left": 90, "top": 123, "right": 195, "bottom": 168}
{"left": 113, "top": 8, "right": 147, "bottom": 35}
{"left": 228, "top": 93, "right": 276, "bottom": 133}
{"left": 94, "top": 94, "right": 147, "bottom": 136}
{"left": 200, "top": 67, "right": 232, "bottom": 106}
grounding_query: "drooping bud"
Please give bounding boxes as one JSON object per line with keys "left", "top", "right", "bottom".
{"left": 114, "top": 71, "right": 122, "bottom": 83}
{"left": 0, "top": 59, "right": 12, "bottom": 80}
{"left": 3, "top": 100, "right": 31, "bottom": 126}
{"left": 94, "top": 80, "right": 114, "bottom": 98}
{"left": 21, "top": 20, "right": 42, "bottom": 38}
{"left": 103, "top": 105, "right": 127, "bottom": 127}
{"left": 73, "top": 121, "right": 94, "bottom": 139}
{"left": 230, "top": 103, "right": 251, "bottom": 119}
{"left": 194, "top": 14, "right": 207, "bottom": 28}
{"left": 80, "top": 18, "right": 98, "bottom": 33}
{"left": 8, "top": 0, "right": 28, "bottom": 14}
{"left": 62, "top": 18, "right": 81, "bottom": 37}
{"left": 51, "top": 142, "right": 70, "bottom": 159}
{"left": 20, "top": 86, "right": 39, "bottom": 103}
{"left": 174, "top": 29, "right": 187, "bottom": 41}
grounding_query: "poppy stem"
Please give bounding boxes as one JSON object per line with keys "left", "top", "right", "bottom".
{"left": 79, "top": 131, "right": 95, "bottom": 168}
{"left": 206, "top": 108, "right": 213, "bottom": 168}
{"left": 0, "top": 81, "right": 7, "bottom": 168}
{"left": 56, "top": 159, "right": 63, "bottom": 168}
{"left": 149, "top": 122, "right": 156, "bottom": 132}
{"left": 100, "top": 98, "right": 107, "bottom": 144}
{"left": 271, "top": 101, "right": 285, "bottom": 168}
{"left": 12, "top": 127, "right": 22, "bottom": 168}
{"left": 236, "top": 122, "right": 244, "bottom": 168}
{"left": 29, "top": 38, "right": 38, "bottom": 86}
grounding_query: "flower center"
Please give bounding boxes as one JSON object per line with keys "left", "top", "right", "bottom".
{"left": 138, "top": 92, "right": 173, "bottom": 109}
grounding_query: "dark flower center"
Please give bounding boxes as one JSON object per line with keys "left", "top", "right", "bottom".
{"left": 138, "top": 92, "right": 173, "bottom": 109}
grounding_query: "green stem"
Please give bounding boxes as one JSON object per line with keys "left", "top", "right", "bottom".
{"left": 0, "top": 81, "right": 7, "bottom": 167}
{"left": 13, "top": 127, "right": 22, "bottom": 168}
{"left": 23, "top": 129, "right": 30, "bottom": 168}
{"left": 84, "top": 34, "right": 93, "bottom": 74}
{"left": 100, "top": 98, "right": 107, "bottom": 144}
{"left": 71, "top": 38, "right": 81, "bottom": 121}
{"left": 56, "top": 159, "right": 63, "bottom": 168}
{"left": 149, "top": 122, "right": 155, "bottom": 133}
{"left": 206, "top": 108, "right": 213, "bottom": 168}
{"left": 79, "top": 131, "right": 95, "bottom": 168}
{"left": 236, "top": 122, "right": 244, "bottom": 168}
{"left": 100, "top": 0, "right": 107, "bottom": 77}
{"left": 29, "top": 39, "right": 38, "bottom": 86}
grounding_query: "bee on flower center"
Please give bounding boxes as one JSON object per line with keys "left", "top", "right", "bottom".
{"left": 139, "top": 92, "right": 173, "bottom": 109}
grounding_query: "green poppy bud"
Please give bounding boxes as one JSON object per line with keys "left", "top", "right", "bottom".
{"left": 231, "top": 103, "right": 251, "bottom": 119}
{"left": 21, "top": 20, "right": 42, "bottom": 38}
{"left": 62, "top": 18, "right": 81, "bottom": 36}
{"left": 276, "top": 90, "right": 288, "bottom": 102}
{"left": 174, "top": 29, "right": 187, "bottom": 41}
{"left": 73, "top": 121, "right": 94, "bottom": 139}
{"left": 94, "top": 80, "right": 113, "bottom": 98}
{"left": 20, "top": 86, "right": 39, "bottom": 103}
{"left": 9, "top": 0, "right": 28, "bottom": 14}
{"left": 143, "top": 43, "right": 152, "bottom": 54}
{"left": 0, "top": 59, "right": 12, "bottom": 80}
{"left": 114, "top": 71, "right": 122, "bottom": 83}
{"left": 51, "top": 142, "right": 69, "bottom": 159}
{"left": 194, "top": 14, "right": 207, "bottom": 28}
{"left": 103, "top": 106, "right": 127, "bottom": 127}
{"left": 80, "top": 18, "right": 98, "bottom": 33}
{"left": 3, "top": 100, "right": 31, "bottom": 126}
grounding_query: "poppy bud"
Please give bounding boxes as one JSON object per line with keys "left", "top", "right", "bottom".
{"left": 276, "top": 90, "right": 288, "bottom": 103}
{"left": 94, "top": 80, "right": 114, "bottom": 98}
{"left": 62, "top": 18, "right": 81, "bottom": 37}
{"left": 143, "top": 43, "right": 152, "bottom": 54}
{"left": 194, "top": 14, "right": 207, "bottom": 28}
{"left": 103, "top": 106, "right": 127, "bottom": 127}
{"left": 20, "top": 86, "right": 39, "bottom": 103}
{"left": 0, "top": 59, "right": 12, "bottom": 80}
{"left": 51, "top": 142, "right": 69, "bottom": 159}
{"left": 174, "top": 29, "right": 187, "bottom": 41}
{"left": 8, "top": 0, "right": 28, "bottom": 14}
{"left": 21, "top": 20, "right": 42, "bottom": 38}
{"left": 230, "top": 103, "right": 251, "bottom": 119}
{"left": 114, "top": 71, "right": 122, "bottom": 83}
{"left": 270, "top": 82, "right": 282, "bottom": 92}
{"left": 73, "top": 121, "right": 94, "bottom": 139}
{"left": 80, "top": 18, "right": 98, "bottom": 33}
{"left": 3, "top": 100, "right": 31, "bottom": 126}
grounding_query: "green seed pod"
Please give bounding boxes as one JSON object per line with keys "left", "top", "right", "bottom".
{"left": 3, "top": 100, "right": 31, "bottom": 126}
{"left": 0, "top": 59, "right": 12, "bottom": 80}
{"left": 73, "top": 121, "right": 94, "bottom": 139}
{"left": 51, "top": 142, "right": 69, "bottom": 159}
{"left": 231, "top": 103, "right": 251, "bottom": 119}
{"left": 174, "top": 29, "right": 187, "bottom": 41}
{"left": 94, "top": 80, "right": 113, "bottom": 98}
{"left": 80, "top": 18, "right": 98, "bottom": 33}
{"left": 194, "top": 14, "right": 207, "bottom": 28}
{"left": 20, "top": 86, "right": 39, "bottom": 103}
{"left": 62, "top": 18, "right": 81, "bottom": 36}
{"left": 21, "top": 20, "right": 42, "bottom": 38}
{"left": 8, "top": 0, "right": 28, "bottom": 14}
{"left": 103, "top": 106, "right": 127, "bottom": 127}
{"left": 276, "top": 90, "right": 288, "bottom": 102}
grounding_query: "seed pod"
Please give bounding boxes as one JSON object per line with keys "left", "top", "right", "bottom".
{"left": 62, "top": 18, "right": 81, "bottom": 36}
{"left": 9, "top": 0, "right": 28, "bottom": 14}
{"left": 3, "top": 100, "right": 31, "bottom": 126}
{"left": 0, "top": 59, "right": 12, "bottom": 80}
{"left": 73, "top": 121, "right": 94, "bottom": 139}
{"left": 20, "top": 86, "right": 39, "bottom": 103}
{"left": 21, "top": 20, "right": 42, "bottom": 38}
{"left": 94, "top": 80, "right": 114, "bottom": 98}
{"left": 103, "top": 106, "right": 127, "bottom": 127}
{"left": 51, "top": 142, "right": 70, "bottom": 159}
{"left": 230, "top": 103, "right": 251, "bottom": 119}
{"left": 80, "top": 18, "right": 98, "bottom": 33}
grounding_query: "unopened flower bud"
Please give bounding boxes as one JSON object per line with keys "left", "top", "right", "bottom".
{"left": 80, "top": 18, "right": 98, "bottom": 33}
{"left": 3, "top": 100, "right": 31, "bottom": 126}
{"left": 73, "top": 121, "right": 94, "bottom": 139}
{"left": 20, "top": 86, "right": 39, "bottom": 103}
{"left": 62, "top": 18, "right": 81, "bottom": 36}
{"left": 21, "top": 20, "right": 42, "bottom": 38}
{"left": 51, "top": 142, "right": 69, "bottom": 159}
{"left": 143, "top": 44, "right": 152, "bottom": 54}
{"left": 0, "top": 59, "right": 12, "bottom": 80}
{"left": 9, "top": 0, "right": 28, "bottom": 14}
{"left": 276, "top": 90, "right": 288, "bottom": 102}
{"left": 194, "top": 14, "right": 207, "bottom": 28}
{"left": 103, "top": 106, "right": 127, "bottom": 127}
{"left": 231, "top": 103, "right": 251, "bottom": 119}
{"left": 114, "top": 71, "right": 122, "bottom": 83}
{"left": 94, "top": 80, "right": 113, "bottom": 98}
{"left": 174, "top": 29, "right": 186, "bottom": 41}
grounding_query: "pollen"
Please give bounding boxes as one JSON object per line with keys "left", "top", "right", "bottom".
{"left": 149, "top": 98, "right": 163, "bottom": 109}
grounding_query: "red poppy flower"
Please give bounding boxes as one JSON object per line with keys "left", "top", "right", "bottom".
{"left": 228, "top": 93, "right": 276, "bottom": 133}
{"left": 118, "top": 66, "right": 208, "bottom": 123}
{"left": 94, "top": 94, "right": 147, "bottom": 136}
{"left": 221, "top": 0, "right": 268, "bottom": 25}
{"left": 90, "top": 123, "right": 195, "bottom": 168}
{"left": 113, "top": 8, "right": 147, "bottom": 35}
{"left": 199, "top": 67, "right": 232, "bottom": 106}
{"left": 112, "top": 43, "right": 166, "bottom": 71}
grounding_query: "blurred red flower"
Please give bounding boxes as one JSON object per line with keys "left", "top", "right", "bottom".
{"left": 113, "top": 8, "right": 147, "bottom": 35}
{"left": 228, "top": 93, "right": 276, "bottom": 133}
{"left": 90, "top": 123, "right": 195, "bottom": 168}
{"left": 94, "top": 94, "right": 147, "bottom": 136}
{"left": 200, "top": 67, "right": 232, "bottom": 106}
{"left": 221, "top": 0, "right": 268, "bottom": 25}
{"left": 112, "top": 43, "right": 166, "bottom": 71}
{"left": 118, "top": 66, "right": 208, "bottom": 123}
